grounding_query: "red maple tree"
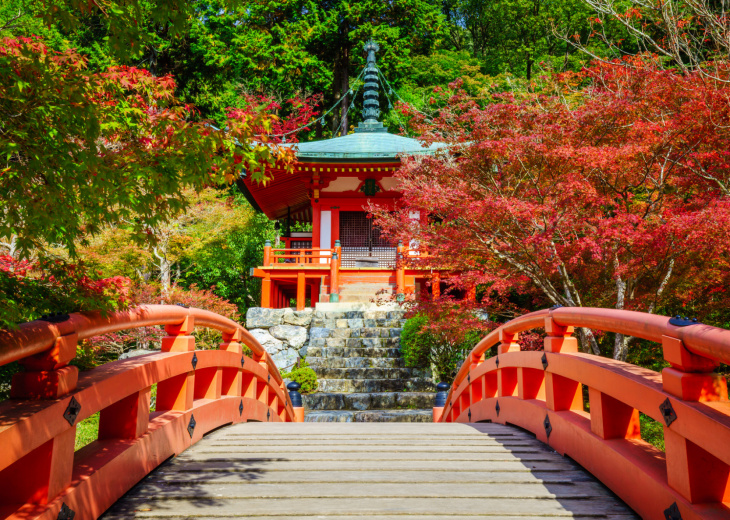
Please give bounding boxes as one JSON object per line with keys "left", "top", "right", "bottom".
{"left": 374, "top": 58, "right": 730, "bottom": 359}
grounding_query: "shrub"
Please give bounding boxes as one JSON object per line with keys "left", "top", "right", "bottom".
{"left": 400, "top": 314, "right": 432, "bottom": 369}
{"left": 283, "top": 361, "right": 318, "bottom": 394}
{"left": 401, "top": 302, "right": 495, "bottom": 383}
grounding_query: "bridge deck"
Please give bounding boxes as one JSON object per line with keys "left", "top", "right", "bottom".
{"left": 103, "top": 422, "right": 637, "bottom": 519}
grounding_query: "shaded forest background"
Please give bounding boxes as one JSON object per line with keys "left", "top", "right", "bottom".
{"left": 0, "top": 0, "right": 630, "bottom": 326}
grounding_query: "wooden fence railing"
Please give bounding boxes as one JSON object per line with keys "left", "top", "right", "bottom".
{"left": 435, "top": 306, "right": 730, "bottom": 520}
{"left": 0, "top": 305, "right": 302, "bottom": 520}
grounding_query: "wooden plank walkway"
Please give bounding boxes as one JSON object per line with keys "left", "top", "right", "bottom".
{"left": 103, "top": 422, "right": 638, "bottom": 519}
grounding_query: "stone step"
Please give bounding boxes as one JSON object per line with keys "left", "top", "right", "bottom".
{"left": 312, "top": 318, "right": 406, "bottom": 328}
{"left": 317, "top": 378, "right": 434, "bottom": 393}
{"left": 304, "top": 409, "right": 433, "bottom": 422}
{"left": 307, "top": 356, "right": 404, "bottom": 369}
{"left": 305, "top": 346, "right": 401, "bottom": 358}
{"left": 323, "top": 337, "right": 400, "bottom": 349}
{"left": 312, "top": 367, "right": 430, "bottom": 380}
{"left": 313, "top": 310, "right": 405, "bottom": 320}
{"left": 315, "top": 337, "right": 400, "bottom": 349}
{"left": 304, "top": 392, "right": 434, "bottom": 411}
{"left": 310, "top": 327, "right": 403, "bottom": 340}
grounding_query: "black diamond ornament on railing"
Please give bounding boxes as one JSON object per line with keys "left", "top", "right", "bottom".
{"left": 187, "top": 414, "right": 196, "bottom": 438}
{"left": 495, "top": 356, "right": 500, "bottom": 368}
{"left": 57, "top": 502, "right": 75, "bottom": 520}
{"left": 541, "top": 353, "right": 549, "bottom": 370}
{"left": 191, "top": 352, "right": 198, "bottom": 370}
{"left": 241, "top": 354, "right": 245, "bottom": 367}
{"left": 544, "top": 414, "right": 552, "bottom": 438}
{"left": 267, "top": 410, "right": 271, "bottom": 421}
{"left": 63, "top": 397, "right": 81, "bottom": 426}
{"left": 495, "top": 401, "right": 500, "bottom": 416}
{"left": 660, "top": 398, "right": 678, "bottom": 427}
{"left": 239, "top": 400, "right": 244, "bottom": 416}
{"left": 468, "top": 409, "right": 472, "bottom": 421}
{"left": 663, "top": 502, "right": 682, "bottom": 520}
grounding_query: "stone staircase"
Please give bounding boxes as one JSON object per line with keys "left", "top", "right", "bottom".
{"left": 303, "top": 307, "right": 434, "bottom": 422}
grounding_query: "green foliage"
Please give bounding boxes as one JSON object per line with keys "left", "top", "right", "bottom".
{"left": 0, "top": 362, "right": 20, "bottom": 401}
{"left": 179, "top": 193, "right": 277, "bottom": 314}
{"left": 283, "top": 361, "right": 319, "bottom": 394}
{"left": 401, "top": 310, "right": 490, "bottom": 382}
{"left": 626, "top": 338, "right": 671, "bottom": 374}
{"left": 0, "top": 255, "right": 129, "bottom": 329}
{"left": 400, "top": 314, "right": 433, "bottom": 369}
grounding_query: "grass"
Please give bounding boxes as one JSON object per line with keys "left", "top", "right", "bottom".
{"left": 640, "top": 413, "right": 665, "bottom": 451}
{"left": 75, "top": 412, "right": 100, "bottom": 450}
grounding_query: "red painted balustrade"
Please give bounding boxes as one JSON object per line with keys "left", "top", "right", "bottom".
{"left": 0, "top": 305, "right": 302, "bottom": 520}
{"left": 435, "top": 307, "right": 730, "bottom": 520}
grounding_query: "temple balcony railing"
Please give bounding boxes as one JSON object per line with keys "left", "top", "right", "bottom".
{"left": 253, "top": 241, "right": 457, "bottom": 309}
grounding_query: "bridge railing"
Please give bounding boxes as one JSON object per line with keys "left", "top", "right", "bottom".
{"left": 436, "top": 307, "right": 730, "bottom": 520}
{"left": 0, "top": 305, "right": 301, "bottom": 520}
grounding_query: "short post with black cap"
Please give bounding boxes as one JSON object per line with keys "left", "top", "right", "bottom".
{"left": 433, "top": 382, "right": 450, "bottom": 422}
{"left": 287, "top": 381, "right": 305, "bottom": 422}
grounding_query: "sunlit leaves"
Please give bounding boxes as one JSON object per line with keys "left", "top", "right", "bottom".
{"left": 0, "top": 37, "right": 298, "bottom": 257}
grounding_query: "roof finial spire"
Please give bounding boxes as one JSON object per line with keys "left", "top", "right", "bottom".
{"left": 357, "top": 39, "right": 387, "bottom": 133}
{"left": 363, "top": 40, "right": 380, "bottom": 124}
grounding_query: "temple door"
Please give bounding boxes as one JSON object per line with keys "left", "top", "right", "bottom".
{"left": 339, "top": 211, "right": 396, "bottom": 268}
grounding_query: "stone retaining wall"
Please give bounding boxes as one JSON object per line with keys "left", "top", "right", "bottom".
{"left": 245, "top": 307, "right": 314, "bottom": 372}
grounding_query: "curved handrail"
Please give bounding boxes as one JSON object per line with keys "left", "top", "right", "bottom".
{"left": 0, "top": 305, "right": 285, "bottom": 384}
{"left": 437, "top": 306, "right": 730, "bottom": 520}
{"left": 0, "top": 305, "right": 301, "bottom": 520}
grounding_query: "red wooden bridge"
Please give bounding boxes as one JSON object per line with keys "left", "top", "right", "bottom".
{"left": 0, "top": 305, "right": 728, "bottom": 519}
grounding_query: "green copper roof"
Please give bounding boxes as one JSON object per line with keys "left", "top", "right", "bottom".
{"left": 291, "top": 131, "right": 445, "bottom": 160}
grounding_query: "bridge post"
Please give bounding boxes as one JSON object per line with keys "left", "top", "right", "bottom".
{"left": 220, "top": 330, "right": 243, "bottom": 399}
{"left": 660, "top": 333, "right": 729, "bottom": 504}
{"left": 433, "top": 382, "right": 449, "bottom": 422}
{"left": 157, "top": 316, "right": 196, "bottom": 411}
{"left": 11, "top": 331, "right": 79, "bottom": 400}
{"left": 288, "top": 382, "right": 305, "bottom": 422}
{"left": 3, "top": 326, "right": 83, "bottom": 505}
{"left": 497, "top": 330, "right": 520, "bottom": 399}
{"left": 543, "top": 317, "right": 582, "bottom": 414}
{"left": 588, "top": 388, "right": 640, "bottom": 440}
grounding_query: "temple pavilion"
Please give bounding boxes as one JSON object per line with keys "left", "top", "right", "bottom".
{"left": 240, "top": 41, "right": 445, "bottom": 310}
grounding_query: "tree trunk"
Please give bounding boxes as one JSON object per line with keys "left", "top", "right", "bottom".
{"left": 576, "top": 327, "right": 601, "bottom": 355}
{"left": 3, "top": 235, "right": 18, "bottom": 259}
{"left": 340, "top": 45, "right": 349, "bottom": 136}
{"left": 613, "top": 259, "right": 628, "bottom": 359}
{"left": 154, "top": 246, "right": 171, "bottom": 301}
